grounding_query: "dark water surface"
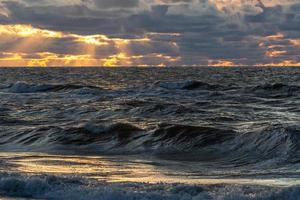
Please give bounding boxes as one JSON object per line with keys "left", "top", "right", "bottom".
{"left": 0, "top": 67, "right": 299, "bottom": 199}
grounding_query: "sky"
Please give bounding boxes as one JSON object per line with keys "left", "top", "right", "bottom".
{"left": 0, "top": 0, "right": 299, "bottom": 67}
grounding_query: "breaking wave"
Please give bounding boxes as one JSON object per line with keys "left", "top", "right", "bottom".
{"left": 0, "top": 172, "right": 299, "bottom": 200}
{"left": 0, "top": 122, "right": 299, "bottom": 164}
{"left": 1, "top": 68, "right": 300, "bottom": 200}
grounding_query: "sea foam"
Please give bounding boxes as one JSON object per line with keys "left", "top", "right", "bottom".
{"left": 0, "top": 173, "right": 299, "bottom": 200}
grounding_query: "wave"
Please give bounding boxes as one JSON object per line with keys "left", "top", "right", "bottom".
{"left": 0, "top": 172, "right": 299, "bottom": 200}
{"left": 0, "top": 123, "right": 234, "bottom": 152}
{"left": 5, "top": 81, "right": 299, "bottom": 99}
{"left": 248, "top": 83, "right": 300, "bottom": 98}
{"left": 0, "top": 122, "right": 298, "bottom": 164}
{"left": 153, "top": 81, "right": 300, "bottom": 99}
{"left": 155, "top": 80, "right": 224, "bottom": 90}
{"left": 4, "top": 81, "right": 104, "bottom": 93}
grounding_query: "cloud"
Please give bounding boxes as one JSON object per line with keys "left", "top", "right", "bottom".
{"left": 92, "top": 0, "right": 140, "bottom": 9}
{"left": 0, "top": 0, "right": 299, "bottom": 66}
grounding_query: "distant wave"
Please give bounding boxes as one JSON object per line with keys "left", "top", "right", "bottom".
{"left": 3, "top": 81, "right": 300, "bottom": 99}
{"left": 0, "top": 122, "right": 298, "bottom": 164}
{"left": 155, "top": 80, "right": 224, "bottom": 90}
{"left": 4, "top": 81, "right": 104, "bottom": 93}
{"left": 248, "top": 83, "right": 300, "bottom": 98}
{"left": 152, "top": 80, "right": 300, "bottom": 99}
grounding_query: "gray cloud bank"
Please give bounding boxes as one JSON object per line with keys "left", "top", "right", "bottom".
{"left": 0, "top": 0, "right": 299, "bottom": 66}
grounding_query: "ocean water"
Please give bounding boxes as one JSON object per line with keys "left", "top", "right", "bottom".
{"left": 0, "top": 67, "right": 299, "bottom": 199}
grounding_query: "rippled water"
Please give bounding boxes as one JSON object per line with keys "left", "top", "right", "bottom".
{"left": 0, "top": 67, "right": 299, "bottom": 199}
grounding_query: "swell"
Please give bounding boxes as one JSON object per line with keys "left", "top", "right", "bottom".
{"left": 3, "top": 81, "right": 300, "bottom": 98}
{"left": 3, "top": 81, "right": 104, "bottom": 93}
{"left": 247, "top": 83, "right": 300, "bottom": 98}
{"left": 154, "top": 80, "right": 225, "bottom": 90}
{"left": 152, "top": 80, "right": 300, "bottom": 99}
{"left": 0, "top": 122, "right": 298, "bottom": 164}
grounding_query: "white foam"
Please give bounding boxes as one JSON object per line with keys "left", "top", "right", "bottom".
{"left": 0, "top": 173, "right": 299, "bottom": 200}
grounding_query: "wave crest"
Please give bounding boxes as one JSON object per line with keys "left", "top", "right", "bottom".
{"left": 5, "top": 81, "right": 104, "bottom": 93}
{"left": 0, "top": 173, "right": 299, "bottom": 200}
{"left": 248, "top": 83, "right": 300, "bottom": 97}
{"left": 1, "top": 121, "right": 298, "bottom": 164}
{"left": 156, "top": 80, "right": 223, "bottom": 90}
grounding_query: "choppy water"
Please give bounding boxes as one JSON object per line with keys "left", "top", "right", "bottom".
{"left": 0, "top": 67, "right": 299, "bottom": 199}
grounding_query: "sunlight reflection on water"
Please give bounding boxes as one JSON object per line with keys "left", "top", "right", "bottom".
{"left": 1, "top": 152, "right": 299, "bottom": 187}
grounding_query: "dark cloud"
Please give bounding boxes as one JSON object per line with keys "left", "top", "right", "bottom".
{"left": 0, "top": 0, "right": 299, "bottom": 66}
{"left": 92, "top": 0, "right": 140, "bottom": 9}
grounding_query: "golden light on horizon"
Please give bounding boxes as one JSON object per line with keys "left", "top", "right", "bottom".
{"left": 0, "top": 52, "right": 23, "bottom": 60}
{"left": 0, "top": 24, "right": 157, "bottom": 67}
{"left": 0, "top": 52, "right": 101, "bottom": 67}
{"left": 258, "top": 60, "right": 300, "bottom": 67}
{"left": 0, "top": 24, "right": 299, "bottom": 67}
{"left": 208, "top": 59, "right": 239, "bottom": 67}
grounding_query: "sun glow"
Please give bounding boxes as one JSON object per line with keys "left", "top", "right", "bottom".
{"left": 0, "top": 24, "right": 63, "bottom": 38}
{"left": 0, "top": 24, "right": 299, "bottom": 67}
{"left": 208, "top": 59, "right": 239, "bottom": 67}
{"left": 0, "top": 24, "right": 160, "bottom": 67}
{"left": 258, "top": 60, "right": 300, "bottom": 67}
{"left": 74, "top": 35, "right": 110, "bottom": 46}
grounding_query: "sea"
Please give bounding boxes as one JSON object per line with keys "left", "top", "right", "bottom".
{"left": 0, "top": 67, "right": 299, "bottom": 199}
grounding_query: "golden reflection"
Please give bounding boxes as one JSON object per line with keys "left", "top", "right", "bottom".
{"left": 0, "top": 152, "right": 298, "bottom": 186}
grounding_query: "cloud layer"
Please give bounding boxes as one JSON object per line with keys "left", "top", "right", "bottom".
{"left": 0, "top": 0, "right": 299, "bottom": 66}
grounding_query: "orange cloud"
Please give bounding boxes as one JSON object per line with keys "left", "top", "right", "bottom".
{"left": 289, "top": 39, "right": 300, "bottom": 46}
{"left": 208, "top": 59, "right": 239, "bottom": 67}
{"left": 0, "top": 24, "right": 63, "bottom": 38}
{"left": 265, "top": 33, "right": 284, "bottom": 41}
{"left": 259, "top": 33, "right": 299, "bottom": 65}
{"left": 0, "top": 25, "right": 299, "bottom": 67}
{"left": 265, "top": 50, "right": 287, "bottom": 58}
{"left": 0, "top": 25, "right": 161, "bottom": 67}
{"left": 0, "top": 51, "right": 181, "bottom": 67}
{"left": 259, "top": 60, "right": 300, "bottom": 67}
{"left": 0, "top": 52, "right": 99, "bottom": 67}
